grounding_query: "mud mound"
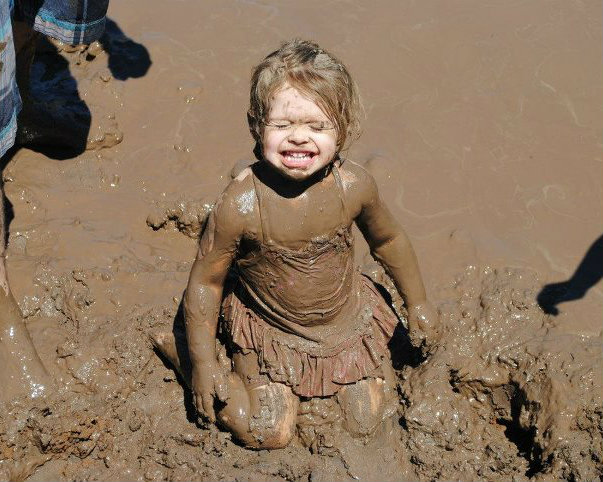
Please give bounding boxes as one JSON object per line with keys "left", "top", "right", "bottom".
{"left": 0, "top": 264, "right": 599, "bottom": 481}
{"left": 146, "top": 198, "right": 212, "bottom": 239}
{"left": 400, "top": 266, "right": 602, "bottom": 481}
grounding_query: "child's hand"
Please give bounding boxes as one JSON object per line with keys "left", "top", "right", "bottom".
{"left": 407, "top": 301, "right": 440, "bottom": 352}
{"left": 191, "top": 361, "right": 230, "bottom": 423}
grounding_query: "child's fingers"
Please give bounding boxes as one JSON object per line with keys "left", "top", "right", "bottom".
{"left": 193, "top": 393, "right": 205, "bottom": 423}
{"left": 193, "top": 393, "right": 204, "bottom": 417}
{"left": 193, "top": 393, "right": 202, "bottom": 413}
{"left": 214, "top": 373, "right": 230, "bottom": 402}
{"left": 201, "top": 393, "right": 216, "bottom": 423}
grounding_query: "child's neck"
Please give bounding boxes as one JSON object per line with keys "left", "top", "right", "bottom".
{"left": 256, "top": 161, "right": 333, "bottom": 198}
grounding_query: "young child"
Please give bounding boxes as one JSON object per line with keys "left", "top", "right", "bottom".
{"left": 153, "top": 39, "right": 439, "bottom": 449}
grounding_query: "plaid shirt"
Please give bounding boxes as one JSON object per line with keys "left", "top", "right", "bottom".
{"left": 15, "top": 0, "right": 109, "bottom": 45}
{"left": 0, "top": 1, "right": 20, "bottom": 158}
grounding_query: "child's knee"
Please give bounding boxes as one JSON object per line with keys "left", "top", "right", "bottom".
{"left": 245, "top": 383, "right": 299, "bottom": 449}
{"left": 338, "top": 378, "right": 388, "bottom": 438}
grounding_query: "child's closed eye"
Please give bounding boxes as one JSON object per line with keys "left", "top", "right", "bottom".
{"left": 266, "top": 121, "right": 292, "bottom": 129}
{"left": 264, "top": 120, "right": 334, "bottom": 131}
{"left": 308, "top": 121, "right": 334, "bottom": 131}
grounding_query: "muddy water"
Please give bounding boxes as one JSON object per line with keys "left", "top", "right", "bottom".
{"left": 0, "top": 1, "right": 601, "bottom": 481}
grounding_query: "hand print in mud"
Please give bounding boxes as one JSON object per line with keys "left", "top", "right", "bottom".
{"left": 152, "top": 39, "right": 440, "bottom": 449}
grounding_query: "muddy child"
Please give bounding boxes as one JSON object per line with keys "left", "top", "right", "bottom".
{"left": 153, "top": 39, "right": 439, "bottom": 449}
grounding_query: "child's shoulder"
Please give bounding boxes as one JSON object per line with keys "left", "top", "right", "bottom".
{"left": 211, "top": 166, "right": 258, "bottom": 232}
{"left": 337, "top": 159, "right": 379, "bottom": 209}
{"left": 339, "top": 159, "right": 377, "bottom": 187}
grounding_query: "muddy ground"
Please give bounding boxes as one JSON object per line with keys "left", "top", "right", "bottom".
{"left": 0, "top": 1, "right": 601, "bottom": 481}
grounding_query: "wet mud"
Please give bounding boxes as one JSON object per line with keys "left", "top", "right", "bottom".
{"left": 0, "top": 1, "right": 601, "bottom": 481}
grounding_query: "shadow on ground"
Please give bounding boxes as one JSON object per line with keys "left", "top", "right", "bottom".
{"left": 537, "top": 234, "right": 603, "bottom": 315}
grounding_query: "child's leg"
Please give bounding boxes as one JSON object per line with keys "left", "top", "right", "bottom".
{"left": 151, "top": 331, "right": 298, "bottom": 449}
{"left": 336, "top": 362, "right": 398, "bottom": 438}
{"left": 337, "top": 378, "right": 386, "bottom": 437}
{"left": 230, "top": 349, "right": 298, "bottom": 449}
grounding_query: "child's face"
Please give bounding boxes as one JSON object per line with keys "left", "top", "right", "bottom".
{"left": 262, "top": 85, "right": 338, "bottom": 181}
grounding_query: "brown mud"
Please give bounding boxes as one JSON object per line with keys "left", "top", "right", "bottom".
{"left": 0, "top": 1, "right": 601, "bottom": 481}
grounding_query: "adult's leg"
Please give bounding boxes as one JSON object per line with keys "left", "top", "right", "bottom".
{"left": 12, "top": 18, "right": 90, "bottom": 151}
{"left": 0, "top": 184, "right": 51, "bottom": 402}
{"left": 11, "top": 20, "right": 38, "bottom": 102}
{"left": 12, "top": 0, "right": 120, "bottom": 151}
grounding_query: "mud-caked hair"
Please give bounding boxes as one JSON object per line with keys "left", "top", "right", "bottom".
{"left": 248, "top": 39, "right": 362, "bottom": 153}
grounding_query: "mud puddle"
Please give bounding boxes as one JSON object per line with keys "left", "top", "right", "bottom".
{"left": 0, "top": 0, "right": 601, "bottom": 480}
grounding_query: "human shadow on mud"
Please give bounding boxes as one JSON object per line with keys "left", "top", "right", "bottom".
{"left": 537, "top": 234, "right": 603, "bottom": 315}
{"left": 100, "top": 18, "right": 152, "bottom": 81}
{"left": 0, "top": 187, "right": 15, "bottom": 251}
{"left": 19, "top": 17, "right": 150, "bottom": 160}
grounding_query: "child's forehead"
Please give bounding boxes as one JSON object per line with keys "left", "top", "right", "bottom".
{"left": 267, "top": 86, "right": 328, "bottom": 119}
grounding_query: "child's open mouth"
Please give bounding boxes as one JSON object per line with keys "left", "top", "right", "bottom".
{"left": 281, "top": 151, "right": 316, "bottom": 169}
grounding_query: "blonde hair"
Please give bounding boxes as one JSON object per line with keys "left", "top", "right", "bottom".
{"left": 248, "top": 39, "right": 361, "bottom": 152}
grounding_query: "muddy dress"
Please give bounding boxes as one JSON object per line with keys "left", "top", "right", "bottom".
{"left": 222, "top": 165, "right": 401, "bottom": 397}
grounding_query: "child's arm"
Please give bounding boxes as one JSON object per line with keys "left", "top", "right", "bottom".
{"left": 183, "top": 183, "right": 247, "bottom": 422}
{"left": 353, "top": 168, "right": 440, "bottom": 347}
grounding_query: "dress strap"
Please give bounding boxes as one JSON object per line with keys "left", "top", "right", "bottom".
{"left": 331, "top": 162, "right": 349, "bottom": 224}
{"left": 251, "top": 170, "right": 269, "bottom": 244}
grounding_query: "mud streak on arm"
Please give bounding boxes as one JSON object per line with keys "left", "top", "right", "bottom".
{"left": 184, "top": 182, "right": 248, "bottom": 367}
{"left": 353, "top": 167, "right": 427, "bottom": 308}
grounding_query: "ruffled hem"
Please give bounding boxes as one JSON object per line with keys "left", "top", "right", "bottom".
{"left": 222, "top": 275, "right": 400, "bottom": 397}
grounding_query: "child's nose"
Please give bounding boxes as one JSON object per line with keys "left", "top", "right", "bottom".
{"left": 287, "top": 125, "right": 309, "bottom": 143}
